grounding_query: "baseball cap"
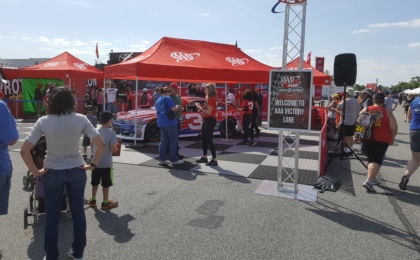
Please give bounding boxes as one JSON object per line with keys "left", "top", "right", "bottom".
{"left": 170, "top": 82, "right": 179, "bottom": 89}
{"left": 346, "top": 88, "right": 355, "bottom": 96}
{"left": 143, "top": 88, "right": 148, "bottom": 92}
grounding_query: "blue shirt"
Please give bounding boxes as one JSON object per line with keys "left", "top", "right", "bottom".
{"left": 0, "top": 100, "right": 19, "bottom": 175}
{"left": 410, "top": 97, "right": 420, "bottom": 130}
{"left": 155, "top": 96, "right": 177, "bottom": 127}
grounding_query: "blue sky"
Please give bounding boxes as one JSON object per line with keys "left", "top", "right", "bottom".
{"left": 0, "top": 0, "right": 419, "bottom": 86}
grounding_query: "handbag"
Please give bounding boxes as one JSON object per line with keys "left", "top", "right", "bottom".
{"left": 164, "top": 97, "right": 176, "bottom": 120}
{"left": 355, "top": 107, "right": 374, "bottom": 140}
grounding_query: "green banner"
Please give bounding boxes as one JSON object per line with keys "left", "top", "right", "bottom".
{"left": 22, "top": 79, "right": 63, "bottom": 114}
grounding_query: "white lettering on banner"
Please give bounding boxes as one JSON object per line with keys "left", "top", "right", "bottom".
{"left": 225, "top": 57, "right": 249, "bottom": 66}
{"left": 87, "top": 79, "right": 97, "bottom": 87}
{"left": 0, "top": 79, "right": 21, "bottom": 95}
{"left": 42, "top": 62, "right": 65, "bottom": 68}
{"left": 170, "top": 52, "right": 200, "bottom": 63}
{"left": 73, "top": 63, "right": 88, "bottom": 70}
{"left": 184, "top": 113, "right": 203, "bottom": 130}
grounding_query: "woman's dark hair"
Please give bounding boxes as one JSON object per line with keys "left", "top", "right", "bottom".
{"left": 99, "top": 111, "right": 114, "bottom": 124}
{"left": 242, "top": 89, "right": 253, "bottom": 100}
{"left": 47, "top": 86, "right": 76, "bottom": 116}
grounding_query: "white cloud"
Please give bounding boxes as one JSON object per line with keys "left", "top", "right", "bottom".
{"left": 352, "top": 28, "right": 370, "bottom": 34}
{"left": 408, "top": 42, "right": 420, "bottom": 48}
{"left": 142, "top": 40, "right": 150, "bottom": 45}
{"left": 368, "top": 18, "right": 420, "bottom": 28}
{"left": 200, "top": 13, "right": 210, "bottom": 17}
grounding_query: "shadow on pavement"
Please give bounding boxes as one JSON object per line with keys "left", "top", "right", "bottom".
{"left": 27, "top": 214, "right": 73, "bottom": 260}
{"left": 93, "top": 209, "right": 135, "bottom": 243}
{"left": 168, "top": 168, "right": 205, "bottom": 181}
{"left": 325, "top": 157, "right": 356, "bottom": 196}
{"left": 305, "top": 199, "right": 420, "bottom": 253}
{"left": 383, "top": 186, "right": 420, "bottom": 207}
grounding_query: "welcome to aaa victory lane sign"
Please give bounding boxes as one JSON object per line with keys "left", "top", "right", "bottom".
{"left": 268, "top": 70, "right": 313, "bottom": 131}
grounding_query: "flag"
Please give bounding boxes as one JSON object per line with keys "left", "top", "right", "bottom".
{"left": 95, "top": 43, "right": 99, "bottom": 59}
{"left": 307, "top": 51, "right": 311, "bottom": 65}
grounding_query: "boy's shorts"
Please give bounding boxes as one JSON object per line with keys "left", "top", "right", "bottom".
{"left": 82, "top": 135, "right": 91, "bottom": 147}
{"left": 0, "top": 175, "right": 12, "bottom": 215}
{"left": 91, "top": 168, "right": 113, "bottom": 188}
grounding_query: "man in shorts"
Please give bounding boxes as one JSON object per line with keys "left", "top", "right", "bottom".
{"left": 336, "top": 88, "right": 361, "bottom": 155}
{"left": 0, "top": 97, "right": 19, "bottom": 257}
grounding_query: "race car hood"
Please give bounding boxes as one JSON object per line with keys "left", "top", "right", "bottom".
{"left": 116, "top": 109, "right": 157, "bottom": 121}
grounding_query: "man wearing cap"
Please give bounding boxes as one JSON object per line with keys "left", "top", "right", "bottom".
{"left": 335, "top": 88, "right": 361, "bottom": 155}
{"left": 169, "top": 83, "right": 184, "bottom": 159}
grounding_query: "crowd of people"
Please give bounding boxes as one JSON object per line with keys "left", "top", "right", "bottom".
{"left": 326, "top": 87, "right": 419, "bottom": 192}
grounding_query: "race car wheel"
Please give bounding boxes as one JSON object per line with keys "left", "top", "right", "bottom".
{"left": 220, "top": 117, "right": 237, "bottom": 137}
{"left": 145, "top": 122, "right": 161, "bottom": 142}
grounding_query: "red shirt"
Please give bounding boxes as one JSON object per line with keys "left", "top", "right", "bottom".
{"left": 204, "top": 97, "right": 217, "bottom": 118}
{"left": 241, "top": 98, "right": 254, "bottom": 115}
{"left": 368, "top": 105, "right": 393, "bottom": 144}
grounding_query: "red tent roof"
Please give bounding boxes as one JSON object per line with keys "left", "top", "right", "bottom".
{"left": 286, "top": 58, "right": 331, "bottom": 86}
{"left": 18, "top": 52, "right": 103, "bottom": 79}
{"left": 104, "top": 37, "right": 273, "bottom": 83}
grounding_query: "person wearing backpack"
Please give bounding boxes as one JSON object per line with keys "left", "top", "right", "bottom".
{"left": 360, "top": 93, "right": 398, "bottom": 192}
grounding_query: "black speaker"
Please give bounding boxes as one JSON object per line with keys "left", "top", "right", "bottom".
{"left": 334, "top": 53, "right": 357, "bottom": 86}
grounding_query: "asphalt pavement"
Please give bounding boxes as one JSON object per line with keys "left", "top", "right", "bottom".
{"left": 1, "top": 107, "right": 419, "bottom": 260}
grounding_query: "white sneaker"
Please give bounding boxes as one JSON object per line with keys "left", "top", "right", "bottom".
{"left": 172, "top": 160, "right": 185, "bottom": 165}
{"left": 159, "top": 160, "right": 170, "bottom": 165}
{"left": 68, "top": 249, "right": 83, "bottom": 259}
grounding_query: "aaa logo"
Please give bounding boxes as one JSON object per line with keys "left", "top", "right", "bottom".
{"left": 225, "top": 57, "right": 249, "bottom": 66}
{"left": 170, "top": 52, "right": 200, "bottom": 63}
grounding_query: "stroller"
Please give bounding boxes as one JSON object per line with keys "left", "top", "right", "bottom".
{"left": 23, "top": 136, "right": 71, "bottom": 229}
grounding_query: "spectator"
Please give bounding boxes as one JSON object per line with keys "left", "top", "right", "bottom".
{"left": 0, "top": 95, "right": 19, "bottom": 259}
{"left": 403, "top": 95, "right": 413, "bottom": 123}
{"left": 153, "top": 87, "right": 161, "bottom": 104}
{"left": 88, "top": 111, "right": 119, "bottom": 210}
{"left": 358, "top": 88, "right": 374, "bottom": 109}
{"left": 335, "top": 88, "right": 361, "bottom": 155}
{"left": 20, "top": 86, "right": 105, "bottom": 260}
{"left": 106, "top": 83, "right": 119, "bottom": 115}
{"left": 169, "top": 83, "right": 184, "bottom": 159}
{"left": 187, "top": 83, "right": 197, "bottom": 97}
{"left": 140, "top": 88, "right": 154, "bottom": 107}
{"left": 361, "top": 93, "right": 397, "bottom": 192}
{"left": 239, "top": 89, "right": 257, "bottom": 146}
{"left": 195, "top": 84, "right": 218, "bottom": 166}
{"left": 400, "top": 94, "right": 420, "bottom": 190}
{"left": 83, "top": 94, "right": 94, "bottom": 114}
{"left": 227, "top": 88, "right": 236, "bottom": 106}
{"left": 384, "top": 91, "right": 398, "bottom": 111}
{"left": 155, "top": 87, "right": 184, "bottom": 165}
{"left": 126, "top": 86, "right": 134, "bottom": 111}
{"left": 96, "top": 88, "right": 104, "bottom": 117}
{"left": 34, "top": 83, "right": 44, "bottom": 117}
{"left": 250, "top": 88, "right": 261, "bottom": 137}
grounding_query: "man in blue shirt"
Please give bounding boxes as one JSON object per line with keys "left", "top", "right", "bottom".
{"left": 0, "top": 99, "right": 19, "bottom": 216}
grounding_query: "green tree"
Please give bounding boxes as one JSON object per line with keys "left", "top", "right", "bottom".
{"left": 354, "top": 84, "right": 365, "bottom": 91}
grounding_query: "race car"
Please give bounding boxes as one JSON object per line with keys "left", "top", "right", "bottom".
{"left": 113, "top": 96, "right": 242, "bottom": 142}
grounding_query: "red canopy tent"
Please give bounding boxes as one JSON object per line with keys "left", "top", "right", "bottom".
{"left": 104, "top": 37, "right": 273, "bottom": 83}
{"left": 17, "top": 52, "right": 103, "bottom": 79}
{"left": 286, "top": 58, "right": 331, "bottom": 86}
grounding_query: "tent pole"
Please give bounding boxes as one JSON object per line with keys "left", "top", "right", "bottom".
{"left": 225, "top": 83, "right": 228, "bottom": 141}
{"left": 134, "top": 76, "right": 139, "bottom": 146}
{"left": 103, "top": 78, "right": 106, "bottom": 111}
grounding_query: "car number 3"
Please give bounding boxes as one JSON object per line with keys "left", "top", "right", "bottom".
{"left": 184, "top": 113, "right": 203, "bottom": 131}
